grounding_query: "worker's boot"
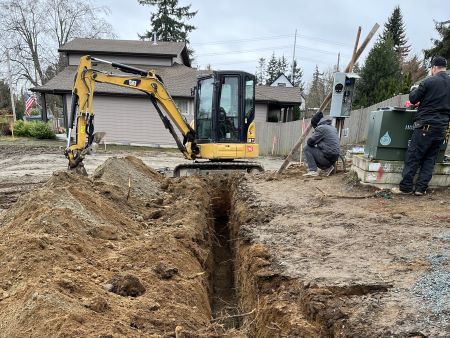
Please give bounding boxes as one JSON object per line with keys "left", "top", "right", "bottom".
{"left": 303, "top": 170, "right": 319, "bottom": 177}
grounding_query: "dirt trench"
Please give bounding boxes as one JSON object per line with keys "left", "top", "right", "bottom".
{"left": 1, "top": 156, "right": 439, "bottom": 337}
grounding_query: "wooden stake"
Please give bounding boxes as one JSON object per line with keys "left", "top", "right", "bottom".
{"left": 277, "top": 23, "right": 379, "bottom": 174}
{"left": 126, "top": 175, "right": 131, "bottom": 200}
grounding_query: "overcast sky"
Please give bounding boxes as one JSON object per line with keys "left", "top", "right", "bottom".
{"left": 99, "top": 0, "right": 447, "bottom": 84}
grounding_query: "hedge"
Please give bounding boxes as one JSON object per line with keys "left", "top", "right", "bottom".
{"left": 13, "top": 120, "right": 56, "bottom": 139}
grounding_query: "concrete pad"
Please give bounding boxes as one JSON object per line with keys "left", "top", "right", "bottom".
{"left": 351, "top": 155, "right": 450, "bottom": 189}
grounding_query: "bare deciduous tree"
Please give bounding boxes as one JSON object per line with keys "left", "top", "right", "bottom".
{"left": 0, "top": 0, "right": 115, "bottom": 87}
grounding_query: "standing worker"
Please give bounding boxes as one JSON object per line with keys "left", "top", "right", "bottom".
{"left": 392, "top": 56, "right": 450, "bottom": 195}
{"left": 303, "top": 111, "right": 340, "bottom": 177}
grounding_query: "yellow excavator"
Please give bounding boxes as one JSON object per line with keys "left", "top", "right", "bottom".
{"left": 65, "top": 55, "right": 263, "bottom": 176}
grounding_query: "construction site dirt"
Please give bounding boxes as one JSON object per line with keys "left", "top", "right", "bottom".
{"left": 0, "top": 139, "right": 449, "bottom": 337}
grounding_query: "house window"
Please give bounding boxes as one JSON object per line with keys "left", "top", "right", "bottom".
{"left": 174, "top": 98, "right": 189, "bottom": 116}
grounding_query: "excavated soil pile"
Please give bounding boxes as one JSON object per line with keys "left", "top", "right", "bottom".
{"left": 1, "top": 155, "right": 449, "bottom": 337}
{"left": 0, "top": 156, "right": 219, "bottom": 337}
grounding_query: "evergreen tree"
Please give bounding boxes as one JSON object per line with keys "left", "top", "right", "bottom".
{"left": 277, "top": 55, "right": 289, "bottom": 75}
{"left": 0, "top": 80, "right": 11, "bottom": 110}
{"left": 255, "top": 58, "right": 266, "bottom": 85}
{"left": 265, "top": 53, "right": 279, "bottom": 85}
{"left": 354, "top": 35, "right": 402, "bottom": 107}
{"left": 288, "top": 59, "right": 304, "bottom": 90}
{"left": 306, "top": 65, "right": 326, "bottom": 108}
{"left": 138, "top": 0, "right": 197, "bottom": 53}
{"left": 382, "top": 6, "right": 410, "bottom": 60}
{"left": 423, "top": 21, "right": 450, "bottom": 66}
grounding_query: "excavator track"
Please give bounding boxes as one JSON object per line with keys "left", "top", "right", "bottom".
{"left": 173, "top": 161, "right": 264, "bottom": 177}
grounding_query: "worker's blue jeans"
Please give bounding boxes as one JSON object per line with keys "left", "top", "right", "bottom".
{"left": 399, "top": 127, "right": 446, "bottom": 193}
{"left": 303, "top": 145, "right": 335, "bottom": 171}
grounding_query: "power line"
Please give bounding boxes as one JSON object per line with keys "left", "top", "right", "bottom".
{"left": 191, "top": 34, "right": 292, "bottom": 46}
{"left": 191, "top": 33, "right": 352, "bottom": 47}
{"left": 196, "top": 44, "right": 351, "bottom": 58}
{"left": 204, "top": 55, "right": 335, "bottom": 67}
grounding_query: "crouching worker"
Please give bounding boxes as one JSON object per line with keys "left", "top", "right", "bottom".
{"left": 303, "top": 112, "right": 340, "bottom": 177}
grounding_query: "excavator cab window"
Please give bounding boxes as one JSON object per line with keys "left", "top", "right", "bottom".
{"left": 218, "top": 76, "right": 239, "bottom": 142}
{"left": 196, "top": 77, "right": 214, "bottom": 140}
{"left": 244, "top": 77, "right": 255, "bottom": 136}
{"left": 195, "top": 71, "right": 255, "bottom": 144}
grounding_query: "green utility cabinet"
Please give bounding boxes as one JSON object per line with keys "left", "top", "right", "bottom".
{"left": 365, "top": 107, "right": 448, "bottom": 162}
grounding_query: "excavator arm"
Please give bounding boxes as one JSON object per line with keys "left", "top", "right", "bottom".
{"left": 65, "top": 55, "right": 199, "bottom": 170}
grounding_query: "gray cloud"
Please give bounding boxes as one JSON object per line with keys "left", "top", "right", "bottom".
{"left": 97, "top": 0, "right": 448, "bottom": 83}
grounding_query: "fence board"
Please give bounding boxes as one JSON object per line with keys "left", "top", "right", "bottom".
{"left": 256, "top": 119, "right": 310, "bottom": 156}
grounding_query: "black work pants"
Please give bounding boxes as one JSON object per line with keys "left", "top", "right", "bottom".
{"left": 304, "top": 145, "right": 335, "bottom": 171}
{"left": 399, "top": 127, "right": 446, "bottom": 193}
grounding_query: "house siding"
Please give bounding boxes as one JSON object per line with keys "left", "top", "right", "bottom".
{"left": 68, "top": 53, "right": 172, "bottom": 66}
{"left": 65, "top": 93, "right": 268, "bottom": 146}
{"left": 65, "top": 94, "right": 193, "bottom": 146}
{"left": 255, "top": 103, "right": 268, "bottom": 123}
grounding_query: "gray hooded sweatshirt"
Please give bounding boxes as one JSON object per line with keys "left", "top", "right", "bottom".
{"left": 306, "top": 117, "right": 340, "bottom": 160}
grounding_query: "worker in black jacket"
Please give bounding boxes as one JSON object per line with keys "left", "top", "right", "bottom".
{"left": 392, "top": 56, "right": 450, "bottom": 195}
{"left": 303, "top": 112, "right": 340, "bottom": 177}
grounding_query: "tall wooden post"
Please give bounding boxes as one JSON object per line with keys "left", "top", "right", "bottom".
{"left": 41, "top": 93, "right": 48, "bottom": 122}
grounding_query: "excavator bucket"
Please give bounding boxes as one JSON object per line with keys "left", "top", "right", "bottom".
{"left": 71, "top": 163, "right": 88, "bottom": 176}
{"left": 93, "top": 132, "right": 106, "bottom": 144}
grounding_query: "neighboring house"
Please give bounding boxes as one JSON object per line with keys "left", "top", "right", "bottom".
{"left": 32, "top": 38, "right": 303, "bottom": 146}
{"left": 269, "top": 73, "right": 306, "bottom": 116}
{"left": 270, "top": 73, "right": 293, "bottom": 87}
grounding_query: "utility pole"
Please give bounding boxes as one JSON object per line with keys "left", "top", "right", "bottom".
{"left": 6, "top": 49, "right": 16, "bottom": 122}
{"left": 291, "top": 29, "right": 297, "bottom": 83}
{"left": 336, "top": 52, "right": 340, "bottom": 72}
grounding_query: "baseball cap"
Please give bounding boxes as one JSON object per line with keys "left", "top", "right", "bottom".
{"left": 311, "top": 111, "right": 323, "bottom": 128}
{"left": 431, "top": 56, "right": 447, "bottom": 67}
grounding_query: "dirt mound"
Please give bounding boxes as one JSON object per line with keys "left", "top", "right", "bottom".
{"left": 93, "top": 156, "right": 165, "bottom": 201}
{"left": 0, "top": 156, "right": 216, "bottom": 337}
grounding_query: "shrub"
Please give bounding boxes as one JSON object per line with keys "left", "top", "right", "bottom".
{"left": 29, "top": 121, "right": 56, "bottom": 139}
{"left": 13, "top": 120, "right": 56, "bottom": 139}
{"left": 14, "top": 120, "right": 32, "bottom": 136}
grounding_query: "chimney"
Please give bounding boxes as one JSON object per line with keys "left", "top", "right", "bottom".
{"left": 152, "top": 32, "right": 158, "bottom": 45}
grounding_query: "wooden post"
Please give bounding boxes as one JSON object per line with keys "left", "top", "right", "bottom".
{"left": 277, "top": 23, "right": 379, "bottom": 174}
{"left": 62, "top": 94, "right": 68, "bottom": 130}
{"left": 41, "top": 93, "right": 48, "bottom": 122}
{"left": 349, "top": 26, "right": 362, "bottom": 71}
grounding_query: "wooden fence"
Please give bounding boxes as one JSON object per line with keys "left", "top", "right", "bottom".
{"left": 256, "top": 119, "right": 310, "bottom": 156}
{"left": 256, "top": 94, "right": 410, "bottom": 156}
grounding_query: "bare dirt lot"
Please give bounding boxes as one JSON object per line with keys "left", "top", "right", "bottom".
{"left": 0, "top": 138, "right": 449, "bottom": 337}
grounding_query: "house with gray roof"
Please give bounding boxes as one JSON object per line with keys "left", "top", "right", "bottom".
{"left": 32, "top": 38, "right": 303, "bottom": 146}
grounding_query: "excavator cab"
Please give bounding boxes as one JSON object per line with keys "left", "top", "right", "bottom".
{"left": 172, "top": 71, "right": 261, "bottom": 175}
{"left": 195, "top": 71, "right": 255, "bottom": 145}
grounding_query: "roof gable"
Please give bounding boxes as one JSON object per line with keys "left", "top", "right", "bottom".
{"left": 270, "top": 73, "right": 293, "bottom": 87}
{"left": 59, "top": 38, "right": 190, "bottom": 66}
